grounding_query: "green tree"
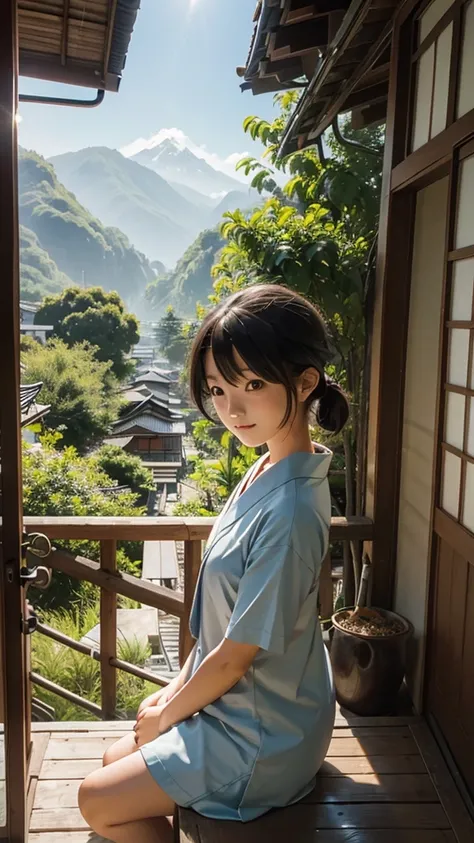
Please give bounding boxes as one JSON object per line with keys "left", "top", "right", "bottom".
{"left": 154, "top": 306, "right": 197, "bottom": 367}
{"left": 212, "top": 94, "right": 384, "bottom": 600}
{"left": 21, "top": 339, "right": 121, "bottom": 452}
{"left": 23, "top": 433, "right": 145, "bottom": 610}
{"left": 35, "top": 286, "right": 139, "bottom": 380}
{"left": 93, "top": 445, "right": 154, "bottom": 505}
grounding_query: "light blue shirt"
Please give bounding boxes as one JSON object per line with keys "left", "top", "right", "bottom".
{"left": 141, "top": 446, "right": 335, "bottom": 821}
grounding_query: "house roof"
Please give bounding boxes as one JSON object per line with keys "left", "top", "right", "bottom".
{"left": 239, "top": 0, "right": 350, "bottom": 96}
{"left": 134, "top": 371, "right": 171, "bottom": 386}
{"left": 116, "top": 390, "right": 184, "bottom": 428}
{"left": 18, "top": 0, "right": 141, "bottom": 92}
{"left": 240, "top": 0, "right": 398, "bottom": 153}
{"left": 20, "top": 382, "right": 50, "bottom": 428}
{"left": 112, "top": 416, "right": 186, "bottom": 436}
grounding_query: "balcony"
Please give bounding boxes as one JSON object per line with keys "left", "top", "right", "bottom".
{"left": 134, "top": 451, "right": 183, "bottom": 464}
{"left": 16, "top": 515, "right": 474, "bottom": 841}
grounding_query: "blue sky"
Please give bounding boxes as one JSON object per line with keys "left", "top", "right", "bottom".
{"left": 19, "top": 0, "right": 275, "bottom": 172}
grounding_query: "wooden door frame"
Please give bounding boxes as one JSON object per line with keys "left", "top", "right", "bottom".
{"left": 366, "top": 0, "right": 474, "bottom": 607}
{"left": 0, "top": 2, "right": 30, "bottom": 841}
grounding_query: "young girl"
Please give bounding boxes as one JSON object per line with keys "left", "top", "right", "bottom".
{"left": 79, "top": 283, "right": 349, "bottom": 842}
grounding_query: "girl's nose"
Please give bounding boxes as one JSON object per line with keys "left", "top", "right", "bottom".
{"left": 227, "top": 398, "right": 244, "bottom": 418}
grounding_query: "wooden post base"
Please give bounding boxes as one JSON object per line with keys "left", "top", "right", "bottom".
{"left": 177, "top": 803, "right": 311, "bottom": 842}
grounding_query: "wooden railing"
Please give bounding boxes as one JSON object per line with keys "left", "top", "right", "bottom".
{"left": 21, "top": 515, "right": 373, "bottom": 720}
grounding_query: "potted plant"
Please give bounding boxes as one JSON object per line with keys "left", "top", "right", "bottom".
{"left": 330, "top": 560, "right": 413, "bottom": 716}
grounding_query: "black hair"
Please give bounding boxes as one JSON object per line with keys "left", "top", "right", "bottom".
{"left": 189, "top": 283, "right": 349, "bottom": 434}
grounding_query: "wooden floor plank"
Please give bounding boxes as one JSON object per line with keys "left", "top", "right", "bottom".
{"left": 32, "top": 721, "right": 133, "bottom": 733}
{"left": 35, "top": 780, "right": 80, "bottom": 809}
{"left": 30, "top": 836, "right": 113, "bottom": 843}
{"left": 29, "top": 832, "right": 458, "bottom": 843}
{"left": 30, "top": 808, "right": 88, "bottom": 831}
{"left": 320, "top": 756, "right": 428, "bottom": 775}
{"left": 307, "top": 773, "right": 438, "bottom": 803}
{"left": 30, "top": 803, "right": 451, "bottom": 832}
{"left": 40, "top": 759, "right": 102, "bottom": 780}
{"left": 46, "top": 732, "right": 128, "bottom": 741}
{"left": 331, "top": 726, "right": 412, "bottom": 738}
{"left": 45, "top": 737, "right": 118, "bottom": 760}
{"left": 327, "top": 736, "right": 419, "bottom": 756}
{"left": 31, "top": 715, "right": 423, "bottom": 733}
{"left": 29, "top": 836, "right": 108, "bottom": 843}
{"left": 410, "top": 721, "right": 474, "bottom": 843}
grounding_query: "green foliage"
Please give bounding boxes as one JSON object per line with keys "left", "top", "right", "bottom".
{"left": 191, "top": 419, "right": 222, "bottom": 458}
{"left": 21, "top": 340, "right": 121, "bottom": 452}
{"left": 186, "top": 430, "right": 259, "bottom": 511}
{"left": 31, "top": 603, "right": 157, "bottom": 720}
{"left": 154, "top": 306, "right": 196, "bottom": 367}
{"left": 23, "top": 433, "right": 146, "bottom": 610}
{"left": 18, "top": 149, "right": 154, "bottom": 306}
{"left": 211, "top": 95, "right": 384, "bottom": 585}
{"left": 35, "top": 286, "right": 139, "bottom": 381}
{"left": 172, "top": 501, "right": 217, "bottom": 517}
{"left": 20, "top": 225, "right": 70, "bottom": 301}
{"left": 93, "top": 445, "right": 154, "bottom": 505}
{"left": 146, "top": 229, "right": 224, "bottom": 317}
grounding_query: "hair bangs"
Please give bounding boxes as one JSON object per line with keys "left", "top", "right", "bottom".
{"left": 213, "top": 309, "right": 287, "bottom": 387}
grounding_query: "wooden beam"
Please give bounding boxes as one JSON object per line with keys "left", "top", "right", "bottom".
{"left": 47, "top": 548, "right": 186, "bottom": 618}
{"left": 180, "top": 540, "right": 202, "bottom": 667}
{"left": 281, "top": 0, "right": 351, "bottom": 26}
{"left": 60, "top": 0, "right": 70, "bottom": 66}
{"left": 100, "top": 540, "right": 117, "bottom": 719}
{"left": 351, "top": 100, "right": 387, "bottom": 128}
{"left": 259, "top": 56, "right": 304, "bottom": 80}
{"left": 365, "top": 12, "right": 415, "bottom": 608}
{"left": 30, "top": 673, "right": 103, "bottom": 717}
{"left": 270, "top": 18, "right": 329, "bottom": 60}
{"left": 343, "top": 81, "right": 389, "bottom": 110}
{"left": 12, "top": 515, "right": 374, "bottom": 541}
{"left": 18, "top": 52, "right": 119, "bottom": 92}
{"left": 0, "top": 1, "right": 29, "bottom": 840}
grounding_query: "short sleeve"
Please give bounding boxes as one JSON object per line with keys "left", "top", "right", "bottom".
{"left": 225, "top": 544, "right": 315, "bottom": 655}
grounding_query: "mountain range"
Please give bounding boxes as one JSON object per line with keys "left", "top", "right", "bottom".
{"left": 18, "top": 130, "right": 262, "bottom": 315}
{"left": 49, "top": 135, "right": 260, "bottom": 267}
{"left": 18, "top": 149, "right": 154, "bottom": 313}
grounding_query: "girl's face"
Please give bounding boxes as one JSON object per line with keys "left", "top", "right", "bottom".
{"left": 204, "top": 348, "right": 317, "bottom": 449}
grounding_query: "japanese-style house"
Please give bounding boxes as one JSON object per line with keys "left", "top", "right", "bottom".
{"left": 105, "top": 380, "right": 185, "bottom": 493}
{"left": 240, "top": 0, "right": 474, "bottom": 812}
{"left": 2, "top": 0, "right": 474, "bottom": 841}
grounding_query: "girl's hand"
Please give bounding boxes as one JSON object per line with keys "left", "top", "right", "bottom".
{"left": 134, "top": 704, "right": 168, "bottom": 747}
{"left": 136, "top": 680, "right": 178, "bottom": 717}
{"left": 137, "top": 689, "right": 164, "bottom": 717}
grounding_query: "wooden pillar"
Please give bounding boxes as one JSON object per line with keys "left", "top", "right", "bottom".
{"left": 0, "top": 1, "right": 29, "bottom": 840}
{"left": 364, "top": 11, "right": 415, "bottom": 609}
{"left": 100, "top": 539, "right": 117, "bottom": 719}
{"left": 179, "top": 540, "right": 202, "bottom": 667}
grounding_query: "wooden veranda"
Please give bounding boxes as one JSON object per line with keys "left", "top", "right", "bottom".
{"left": 26, "top": 711, "right": 474, "bottom": 843}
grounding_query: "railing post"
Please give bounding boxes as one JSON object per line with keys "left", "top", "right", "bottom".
{"left": 319, "top": 552, "right": 334, "bottom": 623}
{"left": 180, "top": 540, "right": 202, "bottom": 667}
{"left": 100, "top": 539, "right": 117, "bottom": 719}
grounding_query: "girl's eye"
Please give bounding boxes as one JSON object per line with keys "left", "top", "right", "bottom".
{"left": 247, "top": 380, "right": 264, "bottom": 392}
{"left": 210, "top": 386, "right": 224, "bottom": 397}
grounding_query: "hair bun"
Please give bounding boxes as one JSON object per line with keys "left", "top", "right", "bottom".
{"left": 316, "top": 377, "right": 349, "bottom": 434}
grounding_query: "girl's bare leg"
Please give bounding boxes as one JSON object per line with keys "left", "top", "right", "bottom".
{"left": 103, "top": 732, "right": 138, "bottom": 766}
{"left": 79, "top": 751, "right": 176, "bottom": 843}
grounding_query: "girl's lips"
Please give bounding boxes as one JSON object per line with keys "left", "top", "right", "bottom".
{"left": 235, "top": 424, "right": 256, "bottom": 429}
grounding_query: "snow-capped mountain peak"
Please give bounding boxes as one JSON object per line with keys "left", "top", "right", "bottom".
{"left": 120, "top": 128, "right": 247, "bottom": 197}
